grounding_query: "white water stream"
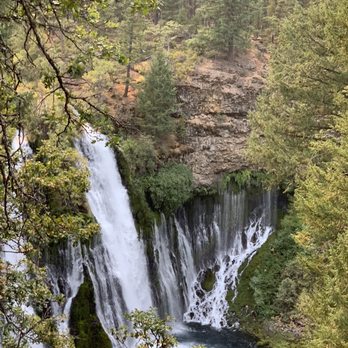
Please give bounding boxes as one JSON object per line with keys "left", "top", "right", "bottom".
{"left": 76, "top": 129, "right": 153, "bottom": 345}
{"left": 48, "top": 240, "right": 84, "bottom": 333}
{"left": 184, "top": 217, "right": 272, "bottom": 328}
{"left": 154, "top": 190, "right": 276, "bottom": 329}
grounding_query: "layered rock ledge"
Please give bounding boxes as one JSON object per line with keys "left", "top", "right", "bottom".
{"left": 174, "top": 46, "right": 268, "bottom": 186}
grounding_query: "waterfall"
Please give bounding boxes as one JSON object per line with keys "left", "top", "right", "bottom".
{"left": 43, "top": 126, "right": 277, "bottom": 344}
{"left": 75, "top": 129, "right": 153, "bottom": 344}
{"left": 154, "top": 220, "right": 183, "bottom": 319}
{"left": 154, "top": 189, "right": 277, "bottom": 329}
{"left": 48, "top": 240, "right": 84, "bottom": 333}
{"left": 4, "top": 128, "right": 274, "bottom": 347}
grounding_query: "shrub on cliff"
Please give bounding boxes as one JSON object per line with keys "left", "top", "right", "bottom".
{"left": 145, "top": 163, "right": 193, "bottom": 214}
{"left": 121, "top": 136, "right": 157, "bottom": 176}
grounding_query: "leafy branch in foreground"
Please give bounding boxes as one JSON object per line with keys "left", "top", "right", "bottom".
{"left": 113, "top": 309, "right": 177, "bottom": 348}
{"left": 0, "top": 2, "right": 159, "bottom": 346}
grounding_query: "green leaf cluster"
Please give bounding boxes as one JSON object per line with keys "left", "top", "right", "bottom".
{"left": 113, "top": 308, "right": 177, "bottom": 348}
{"left": 144, "top": 163, "right": 193, "bottom": 215}
{"left": 247, "top": 0, "right": 348, "bottom": 345}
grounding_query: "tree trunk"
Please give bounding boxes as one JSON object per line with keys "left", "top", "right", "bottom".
{"left": 152, "top": 9, "right": 161, "bottom": 25}
{"left": 228, "top": 37, "right": 235, "bottom": 60}
{"left": 186, "top": 0, "right": 197, "bottom": 18}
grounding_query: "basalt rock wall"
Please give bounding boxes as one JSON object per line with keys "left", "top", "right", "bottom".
{"left": 174, "top": 45, "right": 268, "bottom": 186}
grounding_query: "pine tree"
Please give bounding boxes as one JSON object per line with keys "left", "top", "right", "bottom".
{"left": 248, "top": 0, "right": 348, "bottom": 186}
{"left": 248, "top": 0, "right": 348, "bottom": 344}
{"left": 194, "top": 0, "right": 254, "bottom": 59}
{"left": 137, "top": 52, "right": 177, "bottom": 139}
{"left": 295, "top": 100, "right": 348, "bottom": 347}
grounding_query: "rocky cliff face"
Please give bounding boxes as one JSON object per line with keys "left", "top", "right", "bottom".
{"left": 105, "top": 41, "right": 268, "bottom": 187}
{"left": 173, "top": 45, "right": 268, "bottom": 186}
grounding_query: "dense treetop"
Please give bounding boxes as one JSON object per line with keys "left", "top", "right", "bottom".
{"left": 248, "top": 0, "right": 348, "bottom": 346}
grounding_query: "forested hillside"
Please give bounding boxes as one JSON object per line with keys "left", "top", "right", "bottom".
{"left": 0, "top": 0, "right": 347, "bottom": 347}
{"left": 247, "top": 0, "right": 348, "bottom": 346}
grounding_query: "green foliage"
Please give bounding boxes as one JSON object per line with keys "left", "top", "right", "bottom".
{"left": 298, "top": 231, "right": 348, "bottom": 348}
{"left": 83, "top": 58, "right": 119, "bottom": 91}
{"left": 295, "top": 109, "right": 348, "bottom": 246}
{"left": 247, "top": 0, "right": 348, "bottom": 344}
{"left": 0, "top": 259, "right": 75, "bottom": 348}
{"left": 113, "top": 309, "right": 177, "bottom": 348}
{"left": 186, "top": 28, "right": 214, "bottom": 56}
{"left": 115, "top": 145, "right": 156, "bottom": 237}
{"left": 192, "top": 185, "right": 218, "bottom": 198}
{"left": 145, "top": 163, "right": 193, "bottom": 215}
{"left": 274, "top": 278, "right": 298, "bottom": 314}
{"left": 250, "top": 213, "right": 301, "bottom": 317}
{"left": 137, "top": 52, "right": 177, "bottom": 139}
{"left": 131, "top": 0, "right": 159, "bottom": 15}
{"left": 251, "top": 0, "right": 302, "bottom": 42}
{"left": 17, "top": 138, "right": 98, "bottom": 245}
{"left": 121, "top": 136, "right": 157, "bottom": 176}
{"left": 188, "top": 0, "right": 255, "bottom": 58}
{"left": 220, "top": 170, "right": 269, "bottom": 192}
{"left": 248, "top": 0, "right": 348, "bottom": 187}
{"left": 0, "top": 134, "right": 98, "bottom": 346}
{"left": 293, "top": 105, "right": 348, "bottom": 346}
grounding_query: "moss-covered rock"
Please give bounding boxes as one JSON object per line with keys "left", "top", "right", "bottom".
{"left": 114, "top": 145, "right": 156, "bottom": 238}
{"left": 70, "top": 270, "right": 112, "bottom": 348}
{"left": 227, "top": 210, "right": 302, "bottom": 347}
{"left": 201, "top": 269, "right": 216, "bottom": 292}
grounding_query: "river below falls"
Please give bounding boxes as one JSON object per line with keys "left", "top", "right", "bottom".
{"left": 173, "top": 323, "right": 257, "bottom": 348}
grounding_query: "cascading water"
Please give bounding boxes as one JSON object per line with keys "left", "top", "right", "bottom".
{"left": 153, "top": 221, "right": 183, "bottom": 319}
{"left": 47, "top": 240, "right": 84, "bottom": 333}
{"left": 75, "top": 129, "right": 153, "bottom": 344}
{"left": 43, "top": 127, "right": 276, "bottom": 347}
{"left": 184, "top": 217, "right": 272, "bottom": 328}
{"left": 153, "top": 189, "right": 277, "bottom": 329}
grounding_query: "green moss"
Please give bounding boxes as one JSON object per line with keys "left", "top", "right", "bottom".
{"left": 228, "top": 231, "right": 280, "bottom": 315}
{"left": 219, "top": 170, "right": 270, "bottom": 193}
{"left": 227, "top": 210, "right": 301, "bottom": 347}
{"left": 114, "top": 146, "right": 156, "bottom": 238}
{"left": 70, "top": 271, "right": 112, "bottom": 348}
{"left": 201, "top": 269, "right": 216, "bottom": 292}
{"left": 192, "top": 185, "right": 218, "bottom": 198}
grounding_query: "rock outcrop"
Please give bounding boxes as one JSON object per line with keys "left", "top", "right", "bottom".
{"left": 105, "top": 41, "right": 268, "bottom": 187}
{"left": 173, "top": 45, "right": 268, "bottom": 186}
